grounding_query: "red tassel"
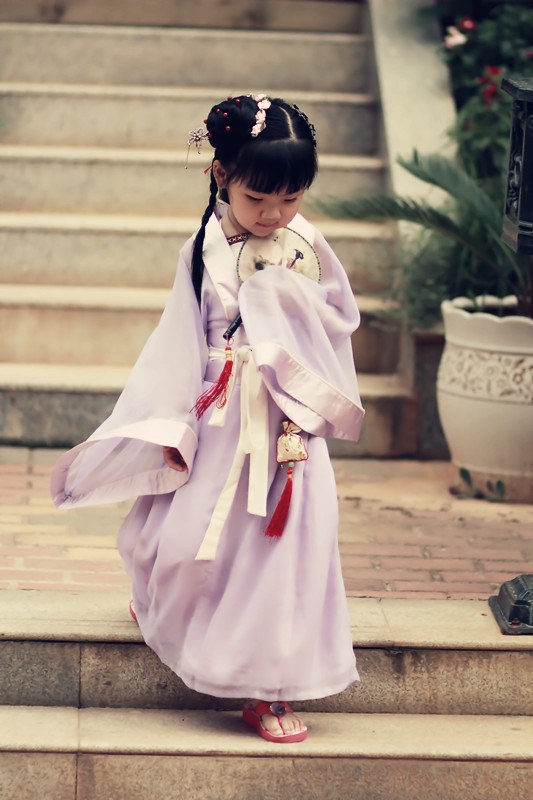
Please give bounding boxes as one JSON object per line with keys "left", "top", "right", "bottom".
{"left": 265, "top": 465, "right": 293, "bottom": 538}
{"left": 191, "top": 344, "right": 233, "bottom": 420}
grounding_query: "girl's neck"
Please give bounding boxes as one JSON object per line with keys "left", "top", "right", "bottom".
{"left": 221, "top": 207, "right": 249, "bottom": 239}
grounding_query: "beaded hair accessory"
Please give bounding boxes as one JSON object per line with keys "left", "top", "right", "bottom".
{"left": 291, "top": 104, "right": 317, "bottom": 147}
{"left": 185, "top": 94, "right": 317, "bottom": 166}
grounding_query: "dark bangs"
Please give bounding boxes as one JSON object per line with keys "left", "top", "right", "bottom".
{"left": 225, "top": 137, "right": 318, "bottom": 195}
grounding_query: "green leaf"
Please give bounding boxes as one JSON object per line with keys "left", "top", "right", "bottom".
{"left": 397, "top": 151, "right": 501, "bottom": 232}
{"left": 459, "top": 467, "right": 472, "bottom": 487}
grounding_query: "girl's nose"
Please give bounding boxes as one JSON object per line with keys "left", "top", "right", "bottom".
{"left": 262, "top": 206, "right": 282, "bottom": 220}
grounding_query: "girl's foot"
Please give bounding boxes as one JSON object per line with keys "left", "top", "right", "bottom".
{"left": 243, "top": 701, "right": 308, "bottom": 743}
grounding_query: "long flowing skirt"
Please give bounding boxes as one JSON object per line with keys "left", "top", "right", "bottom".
{"left": 118, "top": 387, "right": 358, "bottom": 700}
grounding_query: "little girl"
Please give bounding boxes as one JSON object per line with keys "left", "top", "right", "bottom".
{"left": 51, "top": 93, "right": 365, "bottom": 744}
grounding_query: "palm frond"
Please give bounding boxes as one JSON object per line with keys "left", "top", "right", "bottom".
{"left": 316, "top": 148, "right": 531, "bottom": 317}
{"left": 397, "top": 151, "right": 502, "bottom": 232}
{"left": 318, "top": 193, "right": 503, "bottom": 273}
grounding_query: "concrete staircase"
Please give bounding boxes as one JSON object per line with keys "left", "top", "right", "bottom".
{"left": 1, "top": 590, "right": 532, "bottom": 798}
{"left": 0, "top": 12, "right": 418, "bottom": 456}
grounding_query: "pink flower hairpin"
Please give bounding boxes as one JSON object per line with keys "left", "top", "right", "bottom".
{"left": 251, "top": 94, "right": 271, "bottom": 137}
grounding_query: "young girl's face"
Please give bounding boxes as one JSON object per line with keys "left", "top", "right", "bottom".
{"left": 225, "top": 180, "right": 305, "bottom": 238}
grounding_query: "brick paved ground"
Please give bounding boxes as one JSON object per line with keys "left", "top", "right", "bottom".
{"left": 1, "top": 447, "right": 532, "bottom": 599}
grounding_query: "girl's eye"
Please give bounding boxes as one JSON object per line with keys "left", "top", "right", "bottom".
{"left": 284, "top": 197, "right": 299, "bottom": 203}
{"left": 246, "top": 195, "right": 262, "bottom": 203}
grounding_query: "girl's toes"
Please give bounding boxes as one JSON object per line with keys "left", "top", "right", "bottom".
{"left": 262, "top": 715, "right": 284, "bottom": 737}
{"left": 281, "top": 713, "right": 305, "bottom": 734}
{"left": 255, "top": 704, "right": 307, "bottom": 739}
{"left": 281, "top": 717, "right": 295, "bottom": 733}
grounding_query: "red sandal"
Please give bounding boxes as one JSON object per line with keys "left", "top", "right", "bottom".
{"left": 129, "top": 600, "right": 138, "bottom": 623}
{"left": 242, "top": 701, "right": 308, "bottom": 743}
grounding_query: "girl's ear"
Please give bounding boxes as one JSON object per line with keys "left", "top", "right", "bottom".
{"left": 213, "top": 160, "right": 228, "bottom": 189}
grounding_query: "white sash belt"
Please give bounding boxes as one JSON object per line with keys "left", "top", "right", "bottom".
{"left": 195, "top": 345, "right": 269, "bottom": 560}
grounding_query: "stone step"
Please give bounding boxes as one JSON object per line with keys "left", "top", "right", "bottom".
{"left": 0, "top": 213, "right": 393, "bottom": 296}
{"left": 0, "top": 0, "right": 364, "bottom": 33}
{"left": 0, "top": 364, "right": 415, "bottom": 455}
{"left": 0, "top": 146, "right": 386, "bottom": 217}
{"left": 0, "top": 284, "right": 398, "bottom": 375}
{"left": 0, "top": 84, "right": 379, "bottom": 155}
{"left": 0, "top": 285, "right": 168, "bottom": 366}
{"left": 2, "top": 705, "right": 533, "bottom": 800}
{"left": 1, "top": 592, "right": 532, "bottom": 716}
{"left": 331, "top": 373, "right": 417, "bottom": 457}
{"left": 0, "top": 24, "right": 371, "bottom": 92}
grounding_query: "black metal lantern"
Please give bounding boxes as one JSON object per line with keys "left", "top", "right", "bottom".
{"left": 489, "top": 575, "right": 533, "bottom": 635}
{"left": 489, "top": 80, "right": 533, "bottom": 635}
{"left": 502, "top": 77, "right": 533, "bottom": 254}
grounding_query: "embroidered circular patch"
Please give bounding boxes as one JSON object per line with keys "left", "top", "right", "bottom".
{"left": 236, "top": 227, "right": 321, "bottom": 284}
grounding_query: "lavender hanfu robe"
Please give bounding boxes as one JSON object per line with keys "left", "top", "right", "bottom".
{"left": 51, "top": 206, "right": 365, "bottom": 701}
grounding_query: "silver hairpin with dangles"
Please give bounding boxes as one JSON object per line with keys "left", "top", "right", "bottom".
{"left": 186, "top": 127, "right": 210, "bottom": 168}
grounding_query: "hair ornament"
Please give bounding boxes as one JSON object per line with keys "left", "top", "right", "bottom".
{"left": 186, "top": 127, "right": 210, "bottom": 168}
{"left": 251, "top": 93, "right": 272, "bottom": 137}
{"left": 187, "top": 127, "right": 209, "bottom": 151}
{"left": 291, "top": 104, "right": 317, "bottom": 147}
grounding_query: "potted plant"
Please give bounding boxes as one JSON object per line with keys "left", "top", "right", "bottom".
{"left": 319, "top": 148, "right": 533, "bottom": 502}
{"left": 318, "top": 3, "right": 533, "bottom": 499}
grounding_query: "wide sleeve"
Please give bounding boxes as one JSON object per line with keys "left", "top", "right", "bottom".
{"left": 51, "top": 244, "right": 208, "bottom": 508}
{"left": 238, "top": 228, "right": 365, "bottom": 442}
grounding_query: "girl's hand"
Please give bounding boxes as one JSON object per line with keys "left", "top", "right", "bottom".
{"left": 163, "top": 446, "right": 187, "bottom": 472}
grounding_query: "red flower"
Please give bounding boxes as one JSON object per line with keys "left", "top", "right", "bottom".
{"left": 482, "top": 84, "right": 498, "bottom": 105}
{"left": 475, "top": 67, "right": 503, "bottom": 106}
{"left": 458, "top": 17, "right": 476, "bottom": 31}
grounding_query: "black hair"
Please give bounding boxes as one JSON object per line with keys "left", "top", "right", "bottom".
{"left": 191, "top": 95, "right": 318, "bottom": 303}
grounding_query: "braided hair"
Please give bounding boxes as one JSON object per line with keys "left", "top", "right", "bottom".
{"left": 191, "top": 94, "right": 318, "bottom": 304}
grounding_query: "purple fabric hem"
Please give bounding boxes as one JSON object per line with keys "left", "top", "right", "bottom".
{"left": 50, "top": 419, "right": 198, "bottom": 508}
{"left": 171, "top": 662, "right": 360, "bottom": 702}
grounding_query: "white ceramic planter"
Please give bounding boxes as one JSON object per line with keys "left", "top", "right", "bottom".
{"left": 437, "top": 297, "right": 533, "bottom": 503}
